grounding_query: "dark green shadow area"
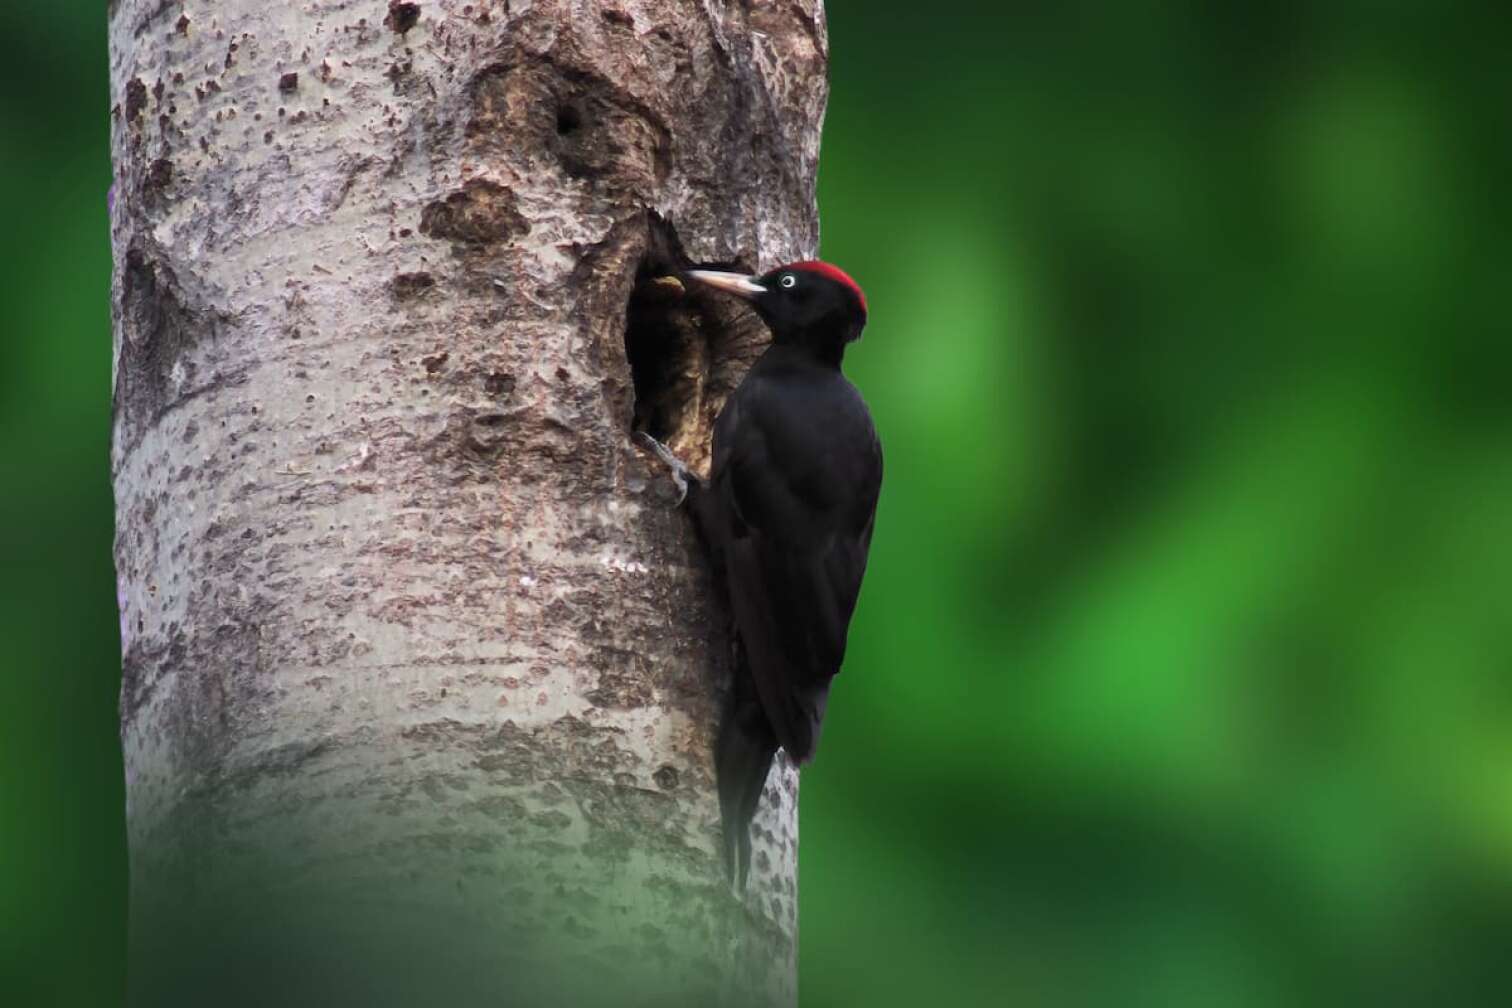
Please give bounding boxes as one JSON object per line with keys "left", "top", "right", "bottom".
{"left": 803, "top": 2, "right": 1512, "bottom": 1006}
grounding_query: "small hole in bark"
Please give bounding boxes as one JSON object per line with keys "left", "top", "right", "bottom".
{"left": 555, "top": 104, "right": 581, "bottom": 135}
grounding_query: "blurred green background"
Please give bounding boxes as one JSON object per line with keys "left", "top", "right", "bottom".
{"left": 4, "top": 2, "right": 1511, "bottom": 1005}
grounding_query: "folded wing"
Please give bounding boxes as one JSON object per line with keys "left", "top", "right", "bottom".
{"left": 704, "top": 377, "right": 881, "bottom": 762}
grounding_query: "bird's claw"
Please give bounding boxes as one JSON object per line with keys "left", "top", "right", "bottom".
{"left": 638, "top": 432, "right": 691, "bottom": 505}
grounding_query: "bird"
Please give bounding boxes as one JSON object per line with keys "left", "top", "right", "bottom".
{"left": 641, "top": 260, "right": 882, "bottom": 888}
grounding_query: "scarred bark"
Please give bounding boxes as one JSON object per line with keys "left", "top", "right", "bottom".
{"left": 108, "top": 2, "right": 827, "bottom": 1004}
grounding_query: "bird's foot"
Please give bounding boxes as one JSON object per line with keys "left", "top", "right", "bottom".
{"left": 638, "top": 432, "right": 692, "bottom": 505}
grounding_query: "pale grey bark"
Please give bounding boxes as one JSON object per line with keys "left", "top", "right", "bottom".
{"left": 108, "top": 2, "right": 827, "bottom": 1005}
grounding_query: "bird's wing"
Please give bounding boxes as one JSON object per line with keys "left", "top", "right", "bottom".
{"left": 709, "top": 380, "right": 882, "bottom": 763}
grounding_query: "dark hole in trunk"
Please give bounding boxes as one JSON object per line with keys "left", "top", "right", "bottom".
{"left": 623, "top": 215, "right": 764, "bottom": 476}
{"left": 625, "top": 265, "right": 707, "bottom": 444}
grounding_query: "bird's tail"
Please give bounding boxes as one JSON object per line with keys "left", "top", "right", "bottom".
{"left": 715, "top": 688, "right": 778, "bottom": 890}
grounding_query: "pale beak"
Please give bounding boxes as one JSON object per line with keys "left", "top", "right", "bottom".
{"left": 687, "top": 269, "right": 765, "bottom": 300}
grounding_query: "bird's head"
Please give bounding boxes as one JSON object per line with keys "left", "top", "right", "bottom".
{"left": 687, "top": 261, "right": 868, "bottom": 350}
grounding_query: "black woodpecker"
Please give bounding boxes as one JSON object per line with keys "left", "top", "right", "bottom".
{"left": 643, "top": 261, "right": 882, "bottom": 888}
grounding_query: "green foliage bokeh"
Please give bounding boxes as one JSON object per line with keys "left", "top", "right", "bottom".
{"left": 3, "top": 3, "right": 1510, "bottom": 1006}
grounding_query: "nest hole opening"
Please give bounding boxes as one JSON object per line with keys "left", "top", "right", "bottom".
{"left": 624, "top": 216, "right": 763, "bottom": 478}
{"left": 625, "top": 259, "right": 709, "bottom": 448}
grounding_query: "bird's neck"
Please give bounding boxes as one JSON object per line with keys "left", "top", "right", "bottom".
{"left": 768, "top": 327, "right": 846, "bottom": 369}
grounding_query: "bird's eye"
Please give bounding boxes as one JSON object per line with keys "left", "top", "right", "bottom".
{"left": 779, "top": 274, "right": 797, "bottom": 289}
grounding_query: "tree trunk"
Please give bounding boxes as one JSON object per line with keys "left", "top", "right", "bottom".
{"left": 108, "top": 2, "right": 827, "bottom": 1004}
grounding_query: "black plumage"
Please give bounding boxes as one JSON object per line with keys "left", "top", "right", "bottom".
{"left": 653, "top": 261, "right": 882, "bottom": 886}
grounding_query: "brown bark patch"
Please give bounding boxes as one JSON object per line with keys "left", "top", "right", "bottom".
{"left": 127, "top": 622, "right": 271, "bottom": 783}
{"left": 125, "top": 77, "right": 148, "bottom": 121}
{"left": 419, "top": 180, "right": 528, "bottom": 247}
{"left": 585, "top": 659, "right": 655, "bottom": 709}
{"left": 466, "top": 408, "right": 515, "bottom": 460}
{"left": 385, "top": 2, "right": 421, "bottom": 34}
{"left": 390, "top": 271, "right": 435, "bottom": 300}
{"left": 115, "top": 248, "right": 218, "bottom": 437}
{"left": 483, "top": 371, "right": 515, "bottom": 399}
{"left": 143, "top": 156, "right": 173, "bottom": 199}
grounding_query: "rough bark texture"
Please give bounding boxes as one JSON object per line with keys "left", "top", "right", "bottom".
{"left": 108, "top": 2, "right": 827, "bottom": 1004}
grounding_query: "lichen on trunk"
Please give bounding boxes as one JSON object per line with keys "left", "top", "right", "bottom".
{"left": 109, "top": 2, "right": 828, "bottom": 1004}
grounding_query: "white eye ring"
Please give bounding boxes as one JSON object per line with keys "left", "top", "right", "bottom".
{"left": 779, "top": 274, "right": 797, "bottom": 289}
